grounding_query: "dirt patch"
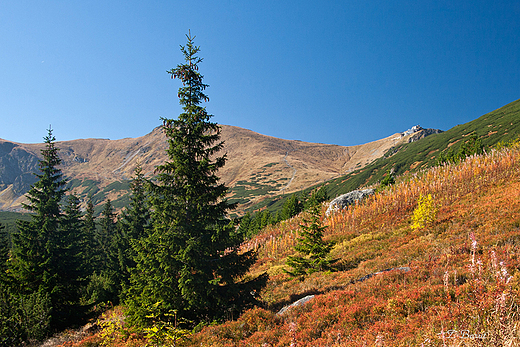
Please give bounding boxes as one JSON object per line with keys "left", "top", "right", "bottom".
{"left": 410, "top": 161, "right": 423, "bottom": 170}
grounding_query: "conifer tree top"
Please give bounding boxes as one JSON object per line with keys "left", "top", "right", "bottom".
{"left": 167, "top": 32, "right": 209, "bottom": 109}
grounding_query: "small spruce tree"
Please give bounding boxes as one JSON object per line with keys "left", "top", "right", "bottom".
{"left": 286, "top": 190, "right": 335, "bottom": 278}
{"left": 281, "top": 194, "right": 303, "bottom": 220}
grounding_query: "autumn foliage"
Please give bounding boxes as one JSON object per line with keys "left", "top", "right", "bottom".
{"left": 189, "top": 146, "right": 520, "bottom": 346}
{"left": 61, "top": 145, "right": 520, "bottom": 346}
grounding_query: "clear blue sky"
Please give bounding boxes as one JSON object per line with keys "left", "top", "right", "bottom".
{"left": 1, "top": 1, "right": 519, "bottom": 146}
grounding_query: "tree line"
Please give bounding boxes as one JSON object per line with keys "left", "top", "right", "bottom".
{"left": 237, "top": 186, "right": 328, "bottom": 238}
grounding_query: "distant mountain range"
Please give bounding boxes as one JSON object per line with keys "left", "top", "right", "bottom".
{"left": 0, "top": 123, "right": 439, "bottom": 215}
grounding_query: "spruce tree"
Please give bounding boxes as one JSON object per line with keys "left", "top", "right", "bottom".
{"left": 58, "top": 195, "right": 85, "bottom": 306}
{"left": 286, "top": 190, "right": 335, "bottom": 278}
{"left": 10, "top": 128, "right": 68, "bottom": 328}
{"left": 0, "top": 222, "right": 8, "bottom": 280}
{"left": 281, "top": 194, "right": 303, "bottom": 220}
{"left": 95, "top": 199, "right": 121, "bottom": 303}
{"left": 120, "top": 164, "right": 150, "bottom": 242}
{"left": 96, "top": 199, "right": 117, "bottom": 269}
{"left": 11, "top": 129, "right": 66, "bottom": 293}
{"left": 82, "top": 197, "right": 97, "bottom": 277}
{"left": 126, "top": 33, "right": 267, "bottom": 326}
{"left": 119, "top": 164, "right": 150, "bottom": 290}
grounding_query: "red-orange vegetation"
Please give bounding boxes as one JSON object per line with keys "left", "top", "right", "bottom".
{"left": 67, "top": 147, "right": 520, "bottom": 346}
{"left": 189, "top": 147, "right": 520, "bottom": 346}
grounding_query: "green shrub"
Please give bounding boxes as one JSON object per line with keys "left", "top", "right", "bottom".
{"left": 0, "top": 284, "right": 51, "bottom": 345}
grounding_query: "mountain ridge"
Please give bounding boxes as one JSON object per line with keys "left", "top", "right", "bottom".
{"left": 0, "top": 124, "right": 437, "bottom": 214}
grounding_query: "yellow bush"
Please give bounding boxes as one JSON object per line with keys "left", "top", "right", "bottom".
{"left": 411, "top": 194, "right": 437, "bottom": 230}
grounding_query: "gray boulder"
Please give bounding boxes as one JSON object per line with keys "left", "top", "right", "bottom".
{"left": 326, "top": 189, "right": 375, "bottom": 216}
{"left": 277, "top": 295, "right": 315, "bottom": 315}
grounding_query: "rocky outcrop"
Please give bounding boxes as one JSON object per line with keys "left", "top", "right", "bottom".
{"left": 0, "top": 142, "right": 40, "bottom": 196}
{"left": 401, "top": 125, "right": 443, "bottom": 143}
{"left": 407, "top": 128, "right": 443, "bottom": 143}
{"left": 277, "top": 295, "right": 315, "bottom": 315}
{"left": 326, "top": 189, "right": 375, "bottom": 216}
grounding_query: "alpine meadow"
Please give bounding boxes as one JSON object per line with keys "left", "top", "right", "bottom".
{"left": 1, "top": 33, "right": 520, "bottom": 347}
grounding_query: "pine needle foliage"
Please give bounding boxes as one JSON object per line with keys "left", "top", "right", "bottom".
{"left": 285, "top": 191, "right": 335, "bottom": 278}
{"left": 126, "top": 33, "right": 267, "bottom": 326}
{"left": 9, "top": 128, "right": 86, "bottom": 330}
{"left": 118, "top": 164, "right": 150, "bottom": 289}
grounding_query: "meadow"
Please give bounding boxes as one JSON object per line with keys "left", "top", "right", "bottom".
{"left": 58, "top": 142, "right": 520, "bottom": 346}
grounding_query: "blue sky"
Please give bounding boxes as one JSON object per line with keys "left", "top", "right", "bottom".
{"left": 1, "top": 1, "right": 519, "bottom": 146}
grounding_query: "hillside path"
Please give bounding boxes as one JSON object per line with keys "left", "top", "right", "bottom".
{"left": 280, "top": 150, "right": 297, "bottom": 193}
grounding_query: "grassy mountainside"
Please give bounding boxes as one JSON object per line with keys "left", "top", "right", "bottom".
{"left": 262, "top": 98, "right": 520, "bottom": 210}
{"left": 55, "top": 132, "right": 520, "bottom": 346}
{"left": 0, "top": 124, "right": 424, "bottom": 215}
{"left": 188, "top": 141, "right": 520, "bottom": 346}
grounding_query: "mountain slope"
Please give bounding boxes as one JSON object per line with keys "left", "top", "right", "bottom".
{"left": 51, "top": 129, "right": 520, "bottom": 346}
{"left": 0, "top": 125, "right": 430, "bottom": 214}
{"left": 306, "top": 97, "right": 520, "bottom": 200}
{"left": 189, "top": 138, "right": 520, "bottom": 346}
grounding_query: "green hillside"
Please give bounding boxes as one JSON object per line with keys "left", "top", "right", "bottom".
{"left": 254, "top": 98, "right": 520, "bottom": 212}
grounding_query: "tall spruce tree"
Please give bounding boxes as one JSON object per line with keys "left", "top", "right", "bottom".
{"left": 126, "top": 33, "right": 267, "bottom": 325}
{"left": 10, "top": 128, "right": 68, "bottom": 327}
{"left": 12, "top": 129, "right": 66, "bottom": 295}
